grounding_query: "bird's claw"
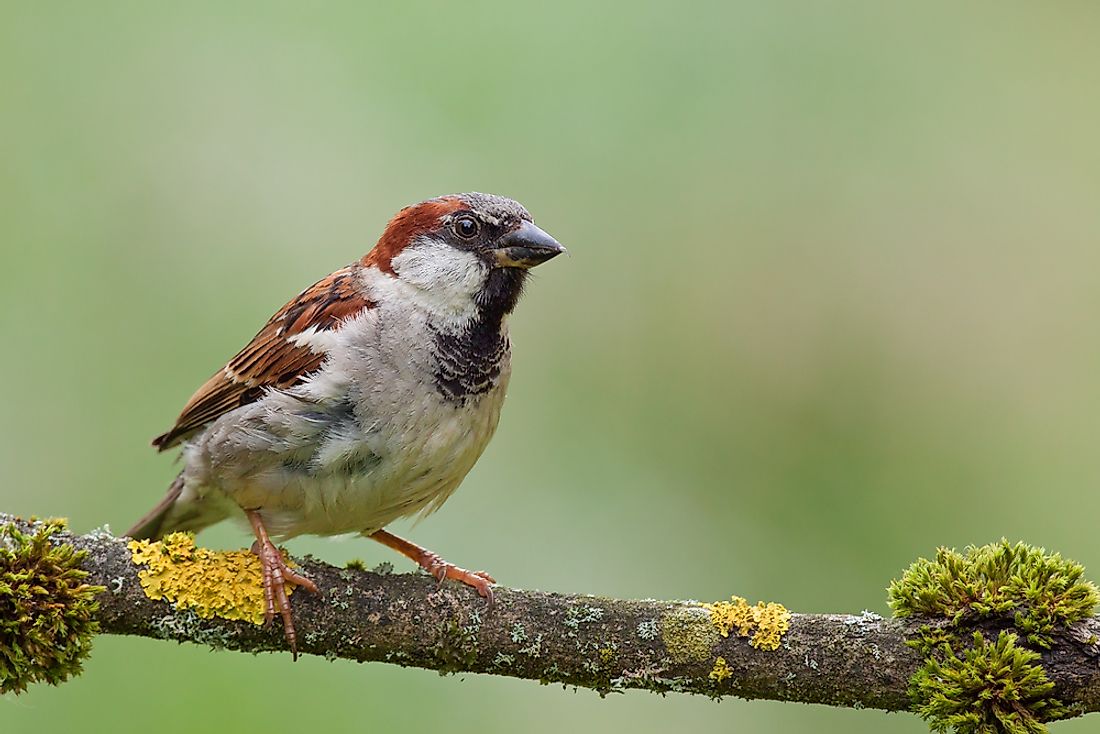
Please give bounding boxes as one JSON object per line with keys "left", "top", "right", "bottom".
{"left": 421, "top": 551, "right": 496, "bottom": 605}
{"left": 250, "top": 538, "right": 319, "bottom": 658}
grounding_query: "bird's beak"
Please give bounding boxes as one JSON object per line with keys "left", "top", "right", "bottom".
{"left": 492, "top": 221, "right": 566, "bottom": 268}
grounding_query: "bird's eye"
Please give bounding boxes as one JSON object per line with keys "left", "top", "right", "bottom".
{"left": 453, "top": 216, "right": 480, "bottom": 239}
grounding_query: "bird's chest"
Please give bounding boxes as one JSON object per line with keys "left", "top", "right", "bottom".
{"left": 318, "top": 366, "right": 509, "bottom": 535}
{"left": 374, "top": 343, "right": 511, "bottom": 492}
{"left": 240, "top": 308, "right": 513, "bottom": 535}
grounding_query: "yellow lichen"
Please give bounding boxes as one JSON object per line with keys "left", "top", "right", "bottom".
{"left": 127, "top": 533, "right": 294, "bottom": 625}
{"left": 705, "top": 596, "right": 791, "bottom": 651}
{"left": 660, "top": 607, "right": 720, "bottom": 664}
{"left": 709, "top": 656, "right": 733, "bottom": 684}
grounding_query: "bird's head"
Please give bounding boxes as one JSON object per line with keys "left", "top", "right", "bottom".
{"left": 362, "top": 193, "right": 565, "bottom": 322}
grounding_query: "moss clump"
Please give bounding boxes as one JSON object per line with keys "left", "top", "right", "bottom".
{"left": 888, "top": 540, "right": 1098, "bottom": 648}
{"left": 128, "top": 533, "right": 295, "bottom": 625}
{"left": 705, "top": 596, "right": 791, "bottom": 651}
{"left": 911, "top": 632, "right": 1072, "bottom": 734}
{"left": 891, "top": 540, "right": 1095, "bottom": 734}
{"left": 0, "top": 521, "right": 103, "bottom": 694}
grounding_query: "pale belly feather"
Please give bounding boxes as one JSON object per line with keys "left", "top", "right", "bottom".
{"left": 281, "top": 386, "right": 506, "bottom": 538}
{"left": 188, "top": 373, "right": 509, "bottom": 541}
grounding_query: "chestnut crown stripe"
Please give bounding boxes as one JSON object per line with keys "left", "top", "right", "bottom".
{"left": 361, "top": 196, "right": 466, "bottom": 275}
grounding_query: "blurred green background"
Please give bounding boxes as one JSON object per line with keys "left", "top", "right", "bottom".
{"left": 2, "top": 2, "right": 1099, "bottom": 732}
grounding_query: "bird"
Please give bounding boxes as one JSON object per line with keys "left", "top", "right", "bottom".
{"left": 126, "top": 192, "right": 565, "bottom": 656}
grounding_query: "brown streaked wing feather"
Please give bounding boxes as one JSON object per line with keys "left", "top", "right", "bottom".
{"left": 152, "top": 267, "right": 374, "bottom": 451}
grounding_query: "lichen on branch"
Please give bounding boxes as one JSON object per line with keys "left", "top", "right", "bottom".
{"left": 704, "top": 596, "right": 791, "bottom": 651}
{"left": 3, "top": 513, "right": 1100, "bottom": 734}
{"left": 128, "top": 532, "right": 299, "bottom": 625}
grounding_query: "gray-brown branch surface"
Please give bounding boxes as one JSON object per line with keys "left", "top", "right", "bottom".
{"left": 7, "top": 514, "right": 1100, "bottom": 719}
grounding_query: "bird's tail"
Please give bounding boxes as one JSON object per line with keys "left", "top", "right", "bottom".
{"left": 125, "top": 474, "right": 228, "bottom": 540}
{"left": 125, "top": 474, "right": 186, "bottom": 540}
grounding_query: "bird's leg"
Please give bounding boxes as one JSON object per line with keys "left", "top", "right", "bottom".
{"left": 246, "top": 509, "right": 319, "bottom": 659}
{"left": 369, "top": 529, "right": 496, "bottom": 604}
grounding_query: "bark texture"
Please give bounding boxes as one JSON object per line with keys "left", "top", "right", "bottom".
{"left": 6, "top": 514, "right": 1100, "bottom": 721}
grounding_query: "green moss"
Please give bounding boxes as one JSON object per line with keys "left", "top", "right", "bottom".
{"left": 911, "top": 632, "right": 1073, "bottom": 734}
{"left": 888, "top": 540, "right": 1098, "bottom": 648}
{"left": 0, "top": 521, "right": 103, "bottom": 694}
{"left": 891, "top": 540, "right": 1095, "bottom": 733}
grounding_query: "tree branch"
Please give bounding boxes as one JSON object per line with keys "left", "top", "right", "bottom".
{"left": 5, "top": 514, "right": 1100, "bottom": 725}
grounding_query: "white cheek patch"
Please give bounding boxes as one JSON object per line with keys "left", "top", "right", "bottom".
{"left": 365, "top": 238, "right": 487, "bottom": 326}
{"left": 393, "top": 238, "right": 487, "bottom": 294}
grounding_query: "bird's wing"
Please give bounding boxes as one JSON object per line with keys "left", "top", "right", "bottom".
{"left": 152, "top": 266, "right": 374, "bottom": 451}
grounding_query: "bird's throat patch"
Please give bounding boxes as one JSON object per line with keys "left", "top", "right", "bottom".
{"left": 431, "top": 320, "right": 509, "bottom": 403}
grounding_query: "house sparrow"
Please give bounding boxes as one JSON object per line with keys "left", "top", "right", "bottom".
{"left": 126, "top": 192, "right": 565, "bottom": 656}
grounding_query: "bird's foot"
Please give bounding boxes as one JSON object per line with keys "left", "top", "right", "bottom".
{"left": 368, "top": 529, "right": 496, "bottom": 604}
{"left": 420, "top": 550, "right": 496, "bottom": 603}
{"left": 247, "top": 511, "right": 318, "bottom": 659}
